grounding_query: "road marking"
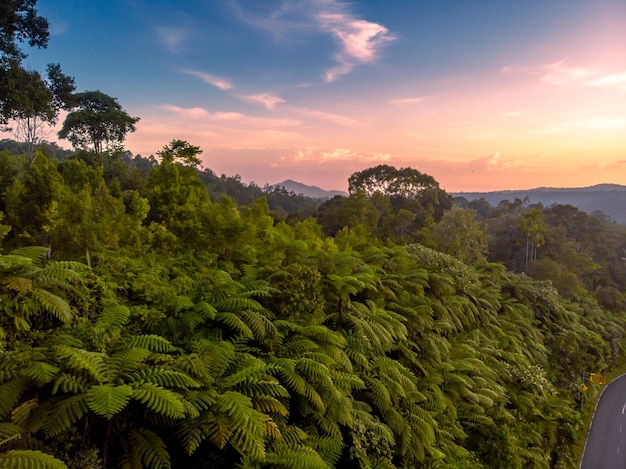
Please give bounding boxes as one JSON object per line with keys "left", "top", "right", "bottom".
{"left": 619, "top": 446, "right": 621, "bottom": 454}
{"left": 622, "top": 402, "right": 626, "bottom": 415}
{"left": 621, "top": 424, "right": 623, "bottom": 432}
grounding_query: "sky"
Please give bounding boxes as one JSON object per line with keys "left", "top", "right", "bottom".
{"left": 13, "top": 0, "right": 626, "bottom": 192}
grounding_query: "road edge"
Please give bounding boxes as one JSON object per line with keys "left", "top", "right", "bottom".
{"left": 579, "top": 372, "right": 626, "bottom": 469}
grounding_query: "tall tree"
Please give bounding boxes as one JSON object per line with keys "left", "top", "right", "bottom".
{"left": 158, "top": 139, "right": 203, "bottom": 167}
{"left": 0, "top": 0, "right": 49, "bottom": 60}
{"left": 9, "top": 63, "right": 75, "bottom": 164}
{"left": 57, "top": 90, "right": 139, "bottom": 159}
{"left": 0, "top": 0, "right": 51, "bottom": 128}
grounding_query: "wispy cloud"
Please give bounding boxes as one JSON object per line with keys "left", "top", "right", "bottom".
{"left": 389, "top": 97, "right": 427, "bottom": 106}
{"left": 317, "top": 8, "right": 395, "bottom": 82}
{"left": 159, "top": 104, "right": 301, "bottom": 128}
{"left": 590, "top": 72, "right": 626, "bottom": 88}
{"left": 240, "top": 93, "right": 285, "bottom": 110}
{"left": 504, "top": 60, "right": 626, "bottom": 92}
{"left": 180, "top": 69, "right": 234, "bottom": 90}
{"left": 288, "top": 106, "right": 362, "bottom": 127}
{"left": 156, "top": 26, "right": 188, "bottom": 53}
{"left": 234, "top": 0, "right": 395, "bottom": 82}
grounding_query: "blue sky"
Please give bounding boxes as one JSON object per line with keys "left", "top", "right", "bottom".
{"left": 14, "top": 0, "right": 626, "bottom": 191}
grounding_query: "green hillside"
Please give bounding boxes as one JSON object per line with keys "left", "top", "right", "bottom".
{"left": 1, "top": 4, "right": 625, "bottom": 467}
{"left": 0, "top": 147, "right": 624, "bottom": 469}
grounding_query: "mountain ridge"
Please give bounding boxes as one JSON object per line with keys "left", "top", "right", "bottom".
{"left": 271, "top": 179, "right": 347, "bottom": 199}
{"left": 454, "top": 183, "right": 626, "bottom": 224}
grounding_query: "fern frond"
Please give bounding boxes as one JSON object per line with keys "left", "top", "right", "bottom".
{"left": 0, "top": 422, "right": 21, "bottom": 446}
{"left": 0, "top": 378, "right": 26, "bottom": 419}
{"left": 0, "top": 450, "right": 69, "bottom": 469}
{"left": 94, "top": 305, "right": 130, "bottom": 333}
{"left": 194, "top": 301, "right": 217, "bottom": 319}
{"left": 131, "top": 383, "right": 186, "bottom": 418}
{"left": 131, "top": 368, "right": 201, "bottom": 389}
{"left": 10, "top": 247, "right": 50, "bottom": 264}
{"left": 50, "top": 372, "right": 89, "bottom": 394}
{"left": 215, "top": 312, "right": 254, "bottom": 340}
{"left": 214, "top": 297, "right": 265, "bottom": 313}
{"left": 180, "top": 311, "right": 207, "bottom": 331}
{"left": 0, "top": 255, "right": 33, "bottom": 273}
{"left": 3, "top": 276, "right": 32, "bottom": 293}
{"left": 20, "top": 361, "right": 60, "bottom": 385}
{"left": 169, "top": 295, "right": 194, "bottom": 313}
{"left": 125, "top": 335, "right": 175, "bottom": 353}
{"left": 264, "top": 447, "right": 330, "bottom": 469}
{"left": 41, "top": 395, "right": 88, "bottom": 437}
{"left": 31, "top": 289, "right": 72, "bottom": 323}
{"left": 124, "top": 428, "right": 171, "bottom": 469}
{"left": 34, "top": 265, "right": 81, "bottom": 287}
{"left": 86, "top": 384, "right": 133, "bottom": 419}
{"left": 205, "top": 413, "right": 233, "bottom": 450}
{"left": 54, "top": 346, "right": 105, "bottom": 382}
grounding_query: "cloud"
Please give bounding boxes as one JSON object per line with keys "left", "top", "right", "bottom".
{"left": 590, "top": 72, "right": 626, "bottom": 88}
{"left": 317, "top": 9, "right": 395, "bottom": 82}
{"left": 180, "top": 69, "right": 234, "bottom": 90}
{"left": 502, "top": 111, "right": 527, "bottom": 117}
{"left": 389, "top": 97, "right": 427, "bottom": 106}
{"left": 156, "top": 26, "right": 187, "bottom": 53}
{"left": 159, "top": 104, "right": 301, "bottom": 128}
{"left": 538, "top": 61, "right": 626, "bottom": 91}
{"left": 234, "top": 0, "right": 395, "bottom": 82}
{"left": 240, "top": 93, "right": 285, "bottom": 110}
{"left": 288, "top": 106, "right": 362, "bottom": 127}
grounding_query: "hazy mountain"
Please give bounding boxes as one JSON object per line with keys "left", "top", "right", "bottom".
{"left": 454, "top": 184, "right": 626, "bottom": 224}
{"left": 272, "top": 179, "right": 347, "bottom": 199}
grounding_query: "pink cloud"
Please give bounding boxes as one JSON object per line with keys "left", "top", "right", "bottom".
{"left": 318, "top": 12, "right": 395, "bottom": 82}
{"left": 288, "top": 106, "right": 362, "bottom": 127}
{"left": 180, "top": 69, "right": 234, "bottom": 90}
{"left": 240, "top": 93, "right": 285, "bottom": 110}
{"left": 389, "top": 97, "right": 427, "bottom": 106}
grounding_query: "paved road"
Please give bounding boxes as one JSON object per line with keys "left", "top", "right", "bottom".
{"left": 580, "top": 374, "right": 626, "bottom": 468}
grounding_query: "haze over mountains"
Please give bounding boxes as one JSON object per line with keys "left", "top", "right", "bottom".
{"left": 271, "top": 180, "right": 347, "bottom": 199}
{"left": 454, "top": 184, "right": 626, "bottom": 224}
{"left": 276, "top": 179, "right": 626, "bottom": 225}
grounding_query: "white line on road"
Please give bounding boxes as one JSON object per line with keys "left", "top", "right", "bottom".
{"left": 622, "top": 402, "right": 626, "bottom": 415}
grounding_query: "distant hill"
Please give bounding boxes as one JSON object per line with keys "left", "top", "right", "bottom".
{"left": 454, "top": 184, "right": 626, "bottom": 224}
{"left": 272, "top": 180, "right": 347, "bottom": 200}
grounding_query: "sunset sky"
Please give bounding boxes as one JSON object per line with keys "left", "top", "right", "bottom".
{"left": 16, "top": 0, "right": 626, "bottom": 192}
